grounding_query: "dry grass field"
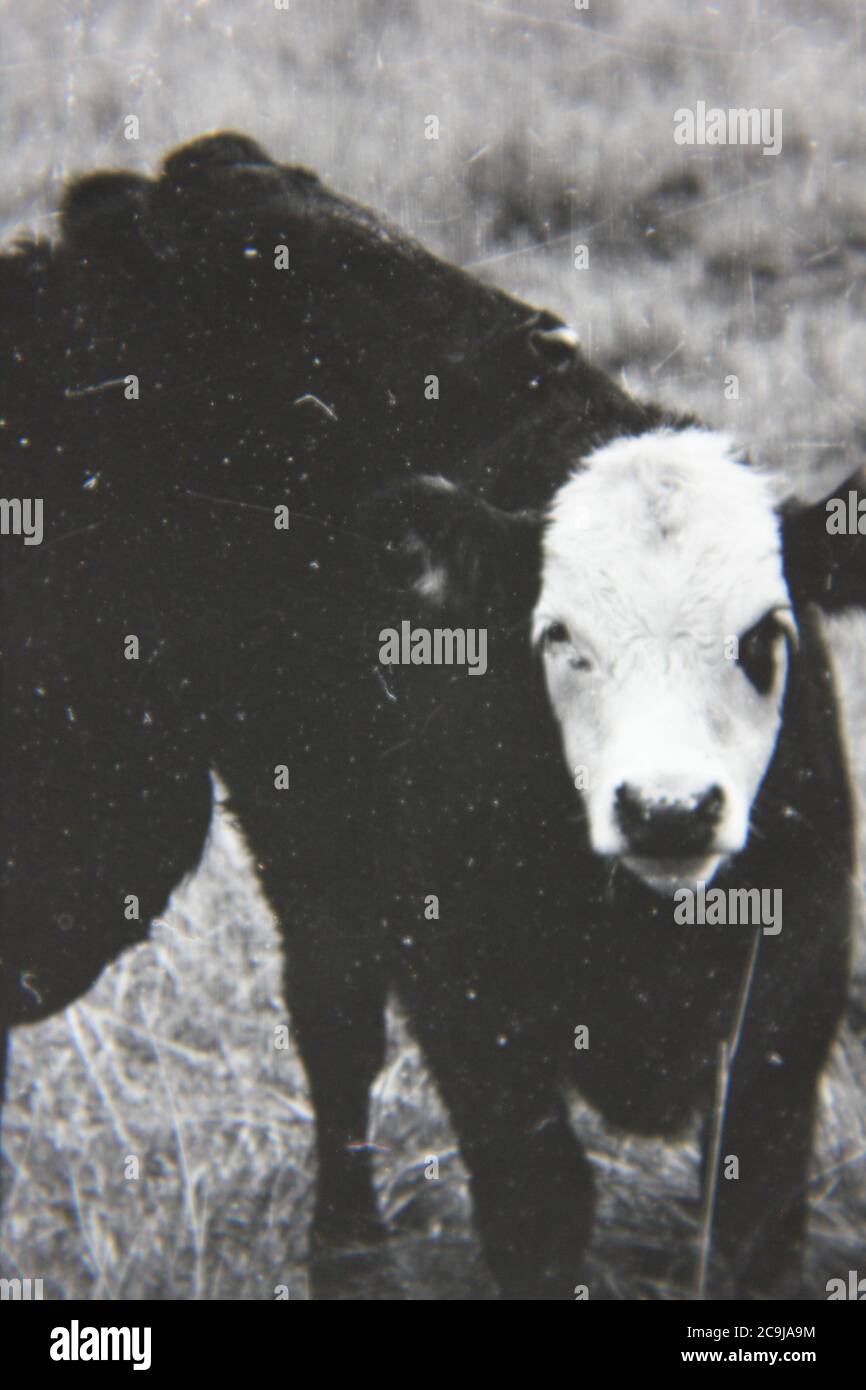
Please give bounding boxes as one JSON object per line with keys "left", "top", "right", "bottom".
{"left": 1, "top": 0, "right": 865, "bottom": 1299}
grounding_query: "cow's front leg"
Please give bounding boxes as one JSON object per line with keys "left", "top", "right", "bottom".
{"left": 466, "top": 1103, "right": 596, "bottom": 1300}
{"left": 409, "top": 998, "right": 595, "bottom": 1299}
{"left": 701, "top": 1050, "right": 820, "bottom": 1298}
{"left": 281, "top": 927, "right": 388, "bottom": 1253}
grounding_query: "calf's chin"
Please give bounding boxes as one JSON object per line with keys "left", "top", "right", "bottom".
{"left": 619, "top": 852, "right": 725, "bottom": 896}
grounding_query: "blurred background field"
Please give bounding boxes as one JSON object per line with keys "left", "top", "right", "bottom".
{"left": 1, "top": 0, "right": 864, "bottom": 1299}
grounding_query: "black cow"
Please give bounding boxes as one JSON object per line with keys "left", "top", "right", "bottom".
{"left": 1, "top": 134, "right": 863, "bottom": 1299}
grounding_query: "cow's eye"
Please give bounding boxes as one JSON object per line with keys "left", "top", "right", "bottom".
{"left": 543, "top": 621, "right": 570, "bottom": 647}
{"left": 737, "top": 611, "right": 790, "bottom": 695}
{"left": 540, "top": 622, "right": 595, "bottom": 673}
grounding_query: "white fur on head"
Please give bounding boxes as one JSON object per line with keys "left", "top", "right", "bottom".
{"left": 533, "top": 427, "right": 794, "bottom": 894}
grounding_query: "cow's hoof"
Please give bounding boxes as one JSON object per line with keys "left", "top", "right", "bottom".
{"left": 309, "top": 1227, "right": 402, "bottom": 1300}
{"left": 310, "top": 1205, "right": 388, "bottom": 1251}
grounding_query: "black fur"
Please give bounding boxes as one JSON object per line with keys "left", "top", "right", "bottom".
{"left": 1, "top": 133, "right": 862, "bottom": 1299}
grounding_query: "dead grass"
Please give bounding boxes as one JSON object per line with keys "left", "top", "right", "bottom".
{"left": 1, "top": 0, "right": 865, "bottom": 1298}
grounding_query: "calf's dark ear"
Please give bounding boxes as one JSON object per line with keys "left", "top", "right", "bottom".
{"left": 528, "top": 323, "right": 581, "bottom": 372}
{"left": 781, "top": 468, "right": 866, "bottom": 611}
{"left": 371, "top": 475, "right": 542, "bottom": 618}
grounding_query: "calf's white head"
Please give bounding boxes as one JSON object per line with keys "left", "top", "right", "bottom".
{"left": 381, "top": 422, "right": 864, "bottom": 897}
{"left": 532, "top": 428, "right": 796, "bottom": 893}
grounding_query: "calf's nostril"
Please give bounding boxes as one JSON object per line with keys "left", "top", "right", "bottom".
{"left": 694, "top": 784, "right": 724, "bottom": 824}
{"left": 614, "top": 782, "right": 724, "bottom": 857}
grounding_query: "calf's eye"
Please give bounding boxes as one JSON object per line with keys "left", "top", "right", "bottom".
{"left": 539, "top": 621, "right": 594, "bottom": 673}
{"left": 543, "top": 621, "right": 570, "bottom": 646}
{"left": 737, "top": 612, "right": 788, "bottom": 695}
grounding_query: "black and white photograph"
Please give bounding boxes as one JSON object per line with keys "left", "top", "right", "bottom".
{"left": 1, "top": 0, "right": 865, "bottom": 1327}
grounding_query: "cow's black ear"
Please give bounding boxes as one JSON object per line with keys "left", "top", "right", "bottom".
{"left": 60, "top": 172, "right": 151, "bottom": 254}
{"left": 528, "top": 323, "right": 580, "bottom": 373}
{"left": 370, "top": 475, "right": 542, "bottom": 617}
{"left": 782, "top": 467, "right": 866, "bottom": 611}
{"left": 160, "top": 131, "right": 274, "bottom": 182}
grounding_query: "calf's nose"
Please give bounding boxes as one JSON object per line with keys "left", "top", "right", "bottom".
{"left": 614, "top": 782, "right": 724, "bottom": 858}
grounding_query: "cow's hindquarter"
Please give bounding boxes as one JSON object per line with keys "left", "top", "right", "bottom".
{"left": 1, "top": 522, "right": 215, "bottom": 1031}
